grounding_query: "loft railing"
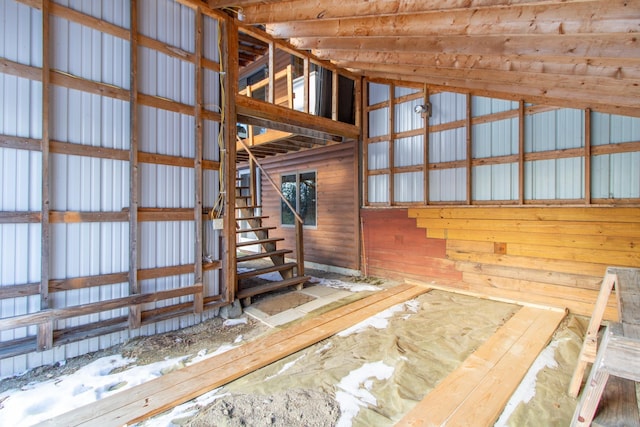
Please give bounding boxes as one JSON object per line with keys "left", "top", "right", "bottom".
{"left": 236, "top": 135, "right": 304, "bottom": 276}
{"left": 239, "top": 64, "right": 293, "bottom": 109}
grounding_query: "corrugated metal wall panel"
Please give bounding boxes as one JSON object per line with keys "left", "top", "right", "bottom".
{"left": 394, "top": 171, "right": 423, "bottom": 202}
{"left": 591, "top": 112, "right": 640, "bottom": 198}
{"left": 0, "top": 0, "right": 221, "bottom": 378}
{"left": 429, "top": 91, "right": 466, "bottom": 125}
{"left": 429, "top": 128, "right": 466, "bottom": 163}
{"left": 138, "top": 47, "right": 195, "bottom": 105}
{"left": 394, "top": 86, "right": 419, "bottom": 98}
{"left": 472, "top": 119, "right": 518, "bottom": 158}
{"left": 0, "top": 0, "right": 44, "bottom": 375}
{"left": 524, "top": 108, "right": 584, "bottom": 199}
{"left": 51, "top": 16, "right": 130, "bottom": 89}
{"left": 0, "top": 0, "right": 42, "bottom": 67}
{"left": 368, "top": 107, "right": 389, "bottom": 138}
{"left": 472, "top": 96, "right": 517, "bottom": 116}
{"left": 203, "top": 16, "right": 219, "bottom": 62}
{"left": 367, "top": 141, "right": 389, "bottom": 170}
{"left": 394, "top": 136, "right": 423, "bottom": 167}
{"left": 429, "top": 168, "right": 466, "bottom": 202}
{"left": 368, "top": 82, "right": 389, "bottom": 105}
{"left": 473, "top": 163, "right": 518, "bottom": 201}
{"left": 394, "top": 98, "right": 424, "bottom": 133}
{"left": 367, "top": 175, "right": 389, "bottom": 203}
{"left": 53, "top": 0, "right": 130, "bottom": 28}
{"left": 139, "top": 0, "right": 195, "bottom": 52}
{"left": 0, "top": 74, "right": 42, "bottom": 138}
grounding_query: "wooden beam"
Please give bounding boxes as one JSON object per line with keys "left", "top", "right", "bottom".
{"left": 223, "top": 17, "right": 239, "bottom": 302}
{"left": 129, "top": 0, "right": 141, "bottom": 330}
{"left": 194, "top": 7, "right": 204, "bottom": 314}
{"left": 0, "top": 286, "right": 203, "bottom": 331}
{"left": 295, "top": 34, "right": 640, "bottom": 59}
{"left": 242, "top": 0, "right": 594, "bottom": 24}
{"left": 236, "top": 96, "right": 359, "bottom": 140}
{"left": 49, "top": 211, "right": 128, "bottom": 223}
{"left": 0, "top": 212, "right": 41, "bottom": 223}
{"left": 49, "top": 273, "right": 129, "bottom": 292}
{"left": 0, "top": 134, "right": 42, "bottom": 151}
{"left": 38, "top": 0, "right": 52, "bottom": 352}
{"left": 268, "top": 1, "right": 637, "bottom": 38}
{"left": 314, "top": 50, "right": 640, "bottom": 82}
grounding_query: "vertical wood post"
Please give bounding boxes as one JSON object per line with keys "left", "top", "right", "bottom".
{"left": 286, "top": 64, "right": 293, "bottom": 109}
{"left": 423, "top": 84, "right": 430, "bottom": 205}
{"left": 331, "top": 70, "right": 338, "bottom": 121}
{"left": 222, "top": 17, "right": 238, "bottom": 302}
{"left": 388, "top": 83, "right": 395, "bottom": 206}
{"left": 128, "top": 0, "right": 141, "bottom": 329}
{"left": 295, "top": 219, "right": 304, "bottom": 276}
{"left": 38, "top": 0, "right": 53, "bottom": 351}
{"left": 518, "top": 100, "right": 525, "bottom": 205}
{"left": 466, "top": 93, "right": 472, "bottom": 205}
{"left": 303, "top": 57, "right": 310, "bottom": 114}
{"left": 267, "top": 41, "right": 275, "bottom": 104}
{"left": 362, "top": 79, "right": 369, "bottom": 206}
{"left": 193, "top": 8, "right": 204, "bottom": 313}
{"left": 249, "top": 157, "right": 257, "bottom": 206}
{"left": 585, "top": 108, "right": 592, "bottom": 205}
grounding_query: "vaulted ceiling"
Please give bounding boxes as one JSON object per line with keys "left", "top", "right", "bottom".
{"left": 208, "top": 0, "right": 640, "bottom": 116}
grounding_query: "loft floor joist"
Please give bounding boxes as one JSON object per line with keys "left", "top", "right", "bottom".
{"left": 41, "top": 283, "right": 426, "bottom": 427}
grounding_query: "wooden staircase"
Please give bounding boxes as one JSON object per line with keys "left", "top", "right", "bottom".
{"left": 235, "top": 181, "right": 309, "bottom": 305}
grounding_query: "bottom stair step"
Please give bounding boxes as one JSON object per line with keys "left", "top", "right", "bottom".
{"left": 237, "top": 262, "right": 297, "bottom": 280}
{"left": 237, "top": 276, "right": 311, "bottom": 300}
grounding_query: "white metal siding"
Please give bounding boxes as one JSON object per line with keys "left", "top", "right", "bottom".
{"left": 368, "top": 82, "right": 389, "bottom": 105}
{"left": 591, "top": 112, "right": 640, "bottom": 199}
{"left": 0, "top": 0, "right": 220, "bottom": 378}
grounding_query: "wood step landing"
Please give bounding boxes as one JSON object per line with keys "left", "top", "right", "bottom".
{"left": 235, "top": 215, "right": 269, "bottom": 221}
{"left": 41, "top": 284, "right": 428, "bottom": 427}
{"left": 237, "top": 262, "right": 297, "bottom": 280}
{"left": 237, "top": 249, "right": 292, "bottom": 263}
{"left": 237, "top": 275, "right": 310, "bottom": 300}
{"left": 397, "top": 304, "right": 566, "bottom": 426}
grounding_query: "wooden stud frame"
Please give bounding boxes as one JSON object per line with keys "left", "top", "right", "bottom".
{"left": 362, "top": 78, "right": 640, "bottom": 207}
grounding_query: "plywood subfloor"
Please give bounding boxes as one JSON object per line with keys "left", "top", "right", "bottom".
{"left": 397, "top": 305, "right": 566, "bottom": 426}
{"left": 41, "top": 283, "right": 427, "bottom": 427}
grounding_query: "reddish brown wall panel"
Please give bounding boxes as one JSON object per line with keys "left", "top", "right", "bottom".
{"left": 360, "top": 209, "right": 461, "bottom": 282}
{"left": 259, "top": 142, "right": 359, "bottom": 269}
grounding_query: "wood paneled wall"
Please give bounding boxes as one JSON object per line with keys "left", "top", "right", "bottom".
{"left": 363, "top": 207, "right": 639, "bottom": 320}
{"left": 259, "top": 142, "right": 359, "bottom": 270}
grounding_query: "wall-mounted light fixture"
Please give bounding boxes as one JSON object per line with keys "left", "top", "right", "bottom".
{"left": 414, "top": 102, "right": 432, "bottom": 117}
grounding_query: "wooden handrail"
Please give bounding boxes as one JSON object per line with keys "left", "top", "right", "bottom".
{"left": 236, "top": 136, "right": 303, "bottom": 224}
{"left": 236, "top": 135, "right": 305, "bottom": 275}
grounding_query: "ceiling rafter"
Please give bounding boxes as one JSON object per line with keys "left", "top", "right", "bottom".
{"left": 241, "top": 0, "right": 595, "bottom": 24}
{"left": 291, "top": 34, "right": 640, "bottom": 59}
{"left": 312, "top": 50, "right": 640, "bottom": 80}
{"left": 266, "top": 1, "right": 638, "bottom": 38}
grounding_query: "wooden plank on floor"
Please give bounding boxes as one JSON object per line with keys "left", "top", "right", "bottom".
{"left": 397, "top": 305, "right": 566, "bottom": 427}
{"left": 41, "top": 283, "right": 428, "bottom": 427}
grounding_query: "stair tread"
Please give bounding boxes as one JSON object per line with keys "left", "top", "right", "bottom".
{"left": 235, "top": 205, "right": 262, "bottom": 210}
{"left": 236, "top": 226, "right": 276, "bottom": 234}
{"left": 237, "top": 262, "right": 297, "bottom": 279}
{"left": 236, "top": 237, "right": 284, "bottom": 247}
{"left": 237, "top": 249, "right": 292, "bottom": 262}
{"left": 237, "top": 276, "right": 311, "bottom": 300}
{"left": 236, "top": 215, "right": 269, "bottom": 221}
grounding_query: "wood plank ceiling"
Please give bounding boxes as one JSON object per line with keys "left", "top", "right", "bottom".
{"left": 209, "top": 0, "right": 640, "bottom": 116}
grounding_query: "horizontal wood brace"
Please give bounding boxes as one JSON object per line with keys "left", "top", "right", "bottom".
{"left": 0, "top": 285, "right": 202, "bottom": 331}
